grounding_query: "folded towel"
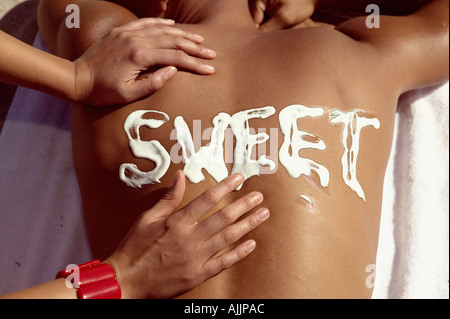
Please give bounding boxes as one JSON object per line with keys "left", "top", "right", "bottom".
{"left": 373, "top": 83, "right": 449, "bottom": 299}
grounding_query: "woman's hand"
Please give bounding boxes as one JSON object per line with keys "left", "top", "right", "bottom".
{"left": 250, "top": 0, "right": 318, "bottom": 31}
{"left": 73, "top": 18, "right": 217, "bottom": 106}
{"left": 105, "top": 171, "right": 269, "bottom": 299}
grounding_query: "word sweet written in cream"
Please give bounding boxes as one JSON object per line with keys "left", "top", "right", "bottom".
{"left": 120, "top": 105, "right": 380, "bottom": 201}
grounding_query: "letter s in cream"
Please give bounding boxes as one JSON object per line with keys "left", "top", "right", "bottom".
{"left": 120, "top": 110, "right": 171, "bottom": 188}
{"left": 330, "top": 110, "right": 380, "bottom": 201}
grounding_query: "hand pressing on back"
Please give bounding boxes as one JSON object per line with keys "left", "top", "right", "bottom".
{"left": 74, "top": 18, "right": 217, "bottom": 106}
{"left": 105, "top": 172, "right": 270, "bottom": 299}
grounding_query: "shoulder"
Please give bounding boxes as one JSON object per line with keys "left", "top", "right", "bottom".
{"left": 334, "top": 1, "right": 449, "bottom": 93}
{"left": 39, "top": 0, "right": 137, "bottom": 60}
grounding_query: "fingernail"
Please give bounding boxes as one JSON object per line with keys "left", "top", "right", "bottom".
{"left": 246, "top": 240, "right": 256, "bottom": 251}
{"left": 203, "top": 64, "right": 215, "bottom": 73}
{"left": 192, "top": 34, "right": 204, "bottom": 42}
{"left": 231, "top": 174, "right": 244, "bottom": 184}
{"left": 256, "top": 208, "right": 269, "bottom": 220}
{"left": 164, "top": 67, "right": 177, "bottom": 80}
{"left": 205, "top": 48, "right": 217, "bottom": 57}
{"left": 251, "top": 192, "right": 263, "bottom": 203}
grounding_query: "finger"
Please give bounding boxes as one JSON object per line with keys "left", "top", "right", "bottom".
{"left": 141, "top": 170, "right": 186, "bottom": 222}
{"left": 178, "top": 174, "right": 244, "bottom": 224}
{"left": 200, "top": 240, "right": 257, "bottom": 281}
{"left": 157, "top": 36, "right": 216, "bottom": 60}
{"left": 197, "top": 191, "right": 264, "bottom": 239}
{"left": 249, "top": 0, "right": 267, "bottom": 25}
{"left": 259, "top": 14, "right": 290, "bottom": 31}
{"left": 260, "top": 4, "right": 313, "bottom": 32}
{"left": 146, "top": 49, "right": 216, "bottom": 75}
{"left": 133, "top": 24, "right": 205, "bottom": 44}
{"left": 115, "top": 18, "right": 175, "bottom": 32}
{"left": 123, "top": 66, "right": 177, "bottom": 100}
{"left": 203, "top": 207, "right": 269, "bottom": 257}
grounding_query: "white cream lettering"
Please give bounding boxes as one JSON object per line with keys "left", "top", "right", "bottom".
{"left": 119, "top": 110, "right": 171, "bottom": 188}
{"left": 120, "top": 105, "right": 380, "bottom": 203}
{"left": 174, "top": 113, "right": 230, "bottom": 184}
{"left": 253, "top": 127, "right": 279, "bottom": 175}
{"left": 330, "top": 110, "right": 380, "bottom": 201}
{"left": 230, "top": 107, "right": 277, "bottom": 190}
{"left": 279, "top": 104, "right": 330, "bottom": 187}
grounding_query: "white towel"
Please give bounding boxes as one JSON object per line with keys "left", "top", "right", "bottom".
{"left": 373, "top": 83, "right": 449, "bottom": 299}
{"left": 0, "top": 34, "right": 448, "bottom": 298}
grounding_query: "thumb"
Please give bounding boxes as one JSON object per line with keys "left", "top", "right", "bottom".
{"left": 249, "top": 0, "right": 267, "bottom": 26}
{"left": 146, "top": 170, "right": 186, "bottom": 221}
{"left": 259, "top": 13, "right": 289, "bottom": 31}
{"left": 127, "top": 66, "right": 178, "bottom": 102}
{"left": 260, "top": 3, "right": 316, "bottom": 32}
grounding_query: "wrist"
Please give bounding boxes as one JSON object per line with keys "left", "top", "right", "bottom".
{"left": 104, "top": 254, "right": 137, "bottom": 299}
{"left": 56, "top": 260, "right": 121, "bottom": 299}
{"left": 72, "top": 57, "right": 94, "bottom": 104}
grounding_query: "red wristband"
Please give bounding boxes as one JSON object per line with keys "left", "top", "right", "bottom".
{"left": 56, "top": 259, "right": 121, "bottom": 299}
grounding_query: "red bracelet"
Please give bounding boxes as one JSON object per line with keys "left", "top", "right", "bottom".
{"left": 56, "top": 259, "right": 121, "bottom": 299}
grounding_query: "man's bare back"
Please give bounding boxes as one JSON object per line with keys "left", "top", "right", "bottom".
{"left": 43, "top": 0, "right": 448, "bottom": 298}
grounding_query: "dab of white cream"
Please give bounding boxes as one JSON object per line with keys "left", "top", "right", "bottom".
{"left": 174, "top": 113, "right": 230, "bottom": 184}
{"left": 230, "top": 107, "right": 277, "bottom": 190}
{"left": 119, "top": 110, "right": 171, "bottom": 188}
{"left": 330, "top": 110, "right": 380, "bottom": 201}
{"left": 279, "top": 104, "right": 330, "bottom": 187}
{"left": 300, "top": 194, "right": 313, "bottom": 204}
{"left": 300, "top": 194, "right": 316, "bottom": 211}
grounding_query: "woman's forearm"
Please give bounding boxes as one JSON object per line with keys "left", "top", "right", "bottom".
{"left": 3, "top": 1, "right": 215, "bottom": 108}
{"left": 0, "top": 30, "right": 77, "bottom": 102}
{"left": 1, "top": 279, "right": 77, "bottom": 299}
